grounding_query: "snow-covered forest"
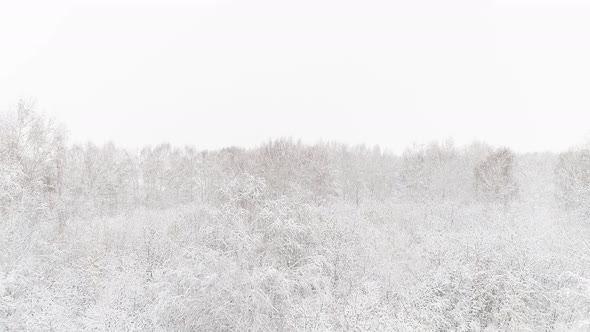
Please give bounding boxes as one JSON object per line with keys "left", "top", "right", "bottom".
{"left": 1, "top": 102, "right": 590, "bottom": 331}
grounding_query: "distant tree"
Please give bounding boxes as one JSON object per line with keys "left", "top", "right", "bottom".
{"left": 474, "top": 147, "right": 518, "bottom": 206}
{"left": 0, "top": 100, "right": 66, "bottom": 220}
{"left": 555, "top": 149, "right": 590, "bottom": 214}
{"left": 299, "top": 143, "right": 337, "bottom": 205}
{"left": 337, "top": 144, "right": 396, "bottom": 206}
{"left": 140, "top": 144, "right": 179, "bottom": 207}
{"left": 62, "top": 142, "right": 139, "bottom": 216}
{"left": 398, "top": 141, "right": 458, "bottom": 203}
{"left": 195, "top": 150, "right": 216, "bottom": 203}
{"left": 255, "top": 138, "right": 300, "bottom": 198}
{"left": 338, "top": 145, "right": 364, "bottom": 206}
{"left": 217, "top": 172, "right": 266, "bottom": 216}
{"left": 169, "top": 147, "right": 199, "bottom": 204}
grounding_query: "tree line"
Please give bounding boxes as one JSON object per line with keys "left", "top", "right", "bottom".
{"left": 2, "top": 101, "right": 590, "bottom": 222}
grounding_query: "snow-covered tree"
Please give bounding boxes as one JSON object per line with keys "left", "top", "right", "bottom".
{"left": 398, "top": 141, "right": 460, "bottom": 203}
{"left": 474, "top": 147, "right": 518, "bottom": 206}
{"left": 0, "top": 100, "right": 66, "bottom": 220}
{"left": 555, "top": 148, "right": 590, "bottom": 214}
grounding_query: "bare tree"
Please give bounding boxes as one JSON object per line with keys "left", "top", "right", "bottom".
{"left": 474, "top": 147, "right": 518, "bottom": 206}
{"left": 555, "top": 149, "right": 590, "bottom": 215}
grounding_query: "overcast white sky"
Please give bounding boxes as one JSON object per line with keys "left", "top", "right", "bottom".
{"left": 1, "top": 0, "right": 590, "bottom": 153}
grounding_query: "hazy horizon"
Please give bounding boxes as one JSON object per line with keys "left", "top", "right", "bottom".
{"left": 3, "top": 101, "right": 586, "bottom": 155}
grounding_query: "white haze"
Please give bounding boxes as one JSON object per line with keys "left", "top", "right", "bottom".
{"left": 2, "top": 0, "right": 590, "bottom": 152}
